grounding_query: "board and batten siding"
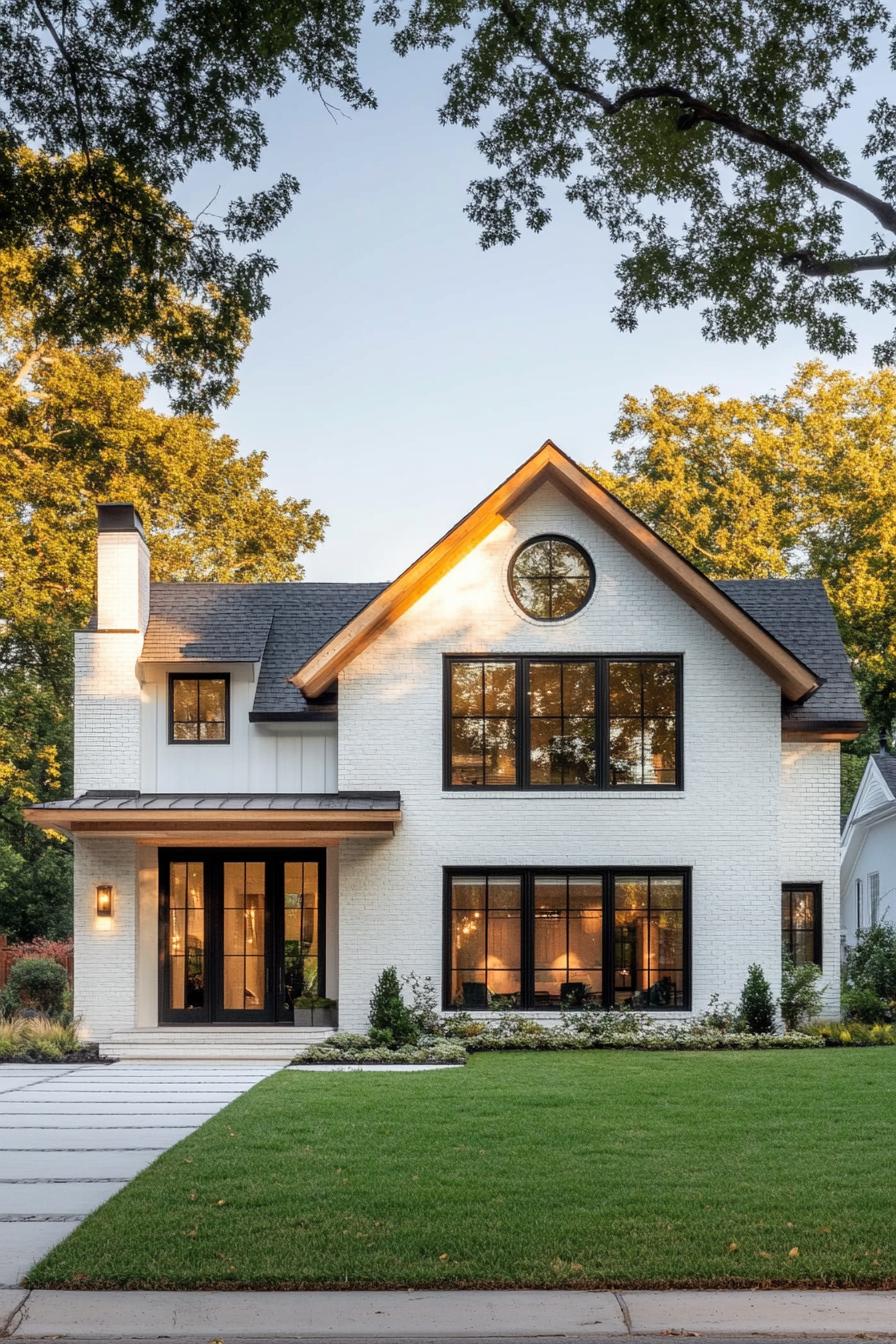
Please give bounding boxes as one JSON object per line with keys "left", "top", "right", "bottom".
{"left": 334, "top": 478, "right": 793, "bottom": 1032}
{"left": 138, "top": 664, "right": 337, "bottom": 794}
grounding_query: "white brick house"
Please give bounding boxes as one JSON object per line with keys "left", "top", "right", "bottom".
{"left": 27, "top": 443, "right": 864, "bottom": 1057}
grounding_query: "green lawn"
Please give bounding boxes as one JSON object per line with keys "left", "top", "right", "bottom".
{"left": 29, "top": 1051, "right": 896, "bottom": 1290}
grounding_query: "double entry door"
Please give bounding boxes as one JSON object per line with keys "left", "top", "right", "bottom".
{"left": 159, "top": 849, "right": 325, "bottom": 1024}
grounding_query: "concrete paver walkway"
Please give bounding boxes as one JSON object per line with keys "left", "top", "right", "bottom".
{"left": 0, "top": 1063, "right": 278, "bottom": 1288}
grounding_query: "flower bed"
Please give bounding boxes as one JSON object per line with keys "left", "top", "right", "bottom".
{"left": 295, "top": 1032, "right": 466, "bottom": 1066}
{"left": 0, "top": 1014, "right": 100, "bottom": 1063}
{"left": 449, "top": 1014, "right": 824, "bottom": 1052}
{"left": 293, "top": 1015, "right": 828, "bottom": 1065}
{"left": 808, "top": 1021, "right": 896, "bottom": 1047}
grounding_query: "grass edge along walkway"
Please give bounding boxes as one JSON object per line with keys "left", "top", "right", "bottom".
{"left": 27, "top": 1050, "right": 896, "bottom": 1291}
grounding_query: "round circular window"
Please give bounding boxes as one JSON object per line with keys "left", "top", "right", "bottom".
{"left": 509, "top": 535, "right": 594, "bottom": 621}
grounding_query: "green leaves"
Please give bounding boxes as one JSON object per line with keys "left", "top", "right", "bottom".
{"left": 0, "top": 0, "right": 373, "bottom": 409}
{"left": 382, "top": 0, "right": 896, "bottom": 361}
{"left": 0, "top": 343, "right": 327, "bottom": 940}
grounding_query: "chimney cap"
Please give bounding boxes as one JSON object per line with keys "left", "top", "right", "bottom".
{"left": 97, "top": 503, "right": 145, "bottom": 539}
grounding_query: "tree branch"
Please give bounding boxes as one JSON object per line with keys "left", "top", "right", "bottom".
{"left": 781, "top": 248, "right": 896, "bottom": 276}
{"left": 32, "top": 0, "right": 93, "bottom": 171}
{"left": 497, "top": 0, "right": 896, "bottom": 241}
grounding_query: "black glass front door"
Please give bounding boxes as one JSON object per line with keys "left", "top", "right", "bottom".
{"left": 159, "top": 849, "right": 325, "bottom": 1024}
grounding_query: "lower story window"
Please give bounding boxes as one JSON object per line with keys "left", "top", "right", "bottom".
{"left": 445, "top": 867, "right": 689, "bottom": 1011}
{"left": 781, "top": 883, "right": 821, "bottom": 965}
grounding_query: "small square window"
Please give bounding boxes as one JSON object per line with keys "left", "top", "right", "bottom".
{"left": 169, "top": 674, "right": 230, "bottom": 744}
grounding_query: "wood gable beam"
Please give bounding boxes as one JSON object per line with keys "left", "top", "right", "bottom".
{"left": 293, "top": 441, "right": 820, "bottom": 704}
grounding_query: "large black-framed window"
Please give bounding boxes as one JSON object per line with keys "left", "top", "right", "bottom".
{"left": 781, "top": 883, "right": 821, "bottom": 966}
{"left": 444, "top": 867, "right": 691, "bottom": 1011}
{"left": 444, "top": 655, "right": 682, "bottom": 790}
{"left": 169, "top": 673, "right": 230, "bottom": 744}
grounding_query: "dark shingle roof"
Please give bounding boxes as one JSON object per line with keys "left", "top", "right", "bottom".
{"left": 716, "top": 578, "right": 864, "bottom": 729}
{"left": 140, "top": 575, "right": 862, "bottom": 728}
{"left": 142, "top": 582, "right": 387, "bottom": 717}
{"left": 874, "top": 752, "right": 896, "bottom": 794}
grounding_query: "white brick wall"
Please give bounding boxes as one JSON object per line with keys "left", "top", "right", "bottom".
{"left": 335, "top": 481, "right": 788, "bottom": 1031}
{"left": 73, "top": 838, "right": 139, "bottom": 1038}
{"left": 74, "top": 631, "right": 144, "bottom": 793}
{"left": 779, "top": 741, "right": 842, "bottom": 1015}
{"left": 96, "top": 530, "right": 150, "bottom": 632}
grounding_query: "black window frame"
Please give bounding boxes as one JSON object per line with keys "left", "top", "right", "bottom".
{"left": 508, "top": 533, "right": 596, "bottom": 622}
{"left": 443, "top": 654, "right": 683, "bottom": 791}
{"left": 443, "top": 865, "right": 692, "bottom": 1012}
{"left": 781, "top": 882, "right": 822, "bottom": 967}
{"left": 168, "top": 672, "right": 231, "bottom": 745}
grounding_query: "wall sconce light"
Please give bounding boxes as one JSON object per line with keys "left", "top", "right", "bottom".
{"left": 96, "top": 884, "right": 113, "bottom": 918}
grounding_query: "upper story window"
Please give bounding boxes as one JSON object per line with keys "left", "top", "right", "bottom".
{"left": 509, "top": 536, "right": 594, "bottom": 621}
{"left": 169, "top": 674, "right": 230, "bottom": 744}
{"left": 445, "top": 655, "right": 682, "bottom": 790}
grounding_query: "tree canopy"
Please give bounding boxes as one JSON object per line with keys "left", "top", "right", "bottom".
{"left": 0, "top": 0, "right": 373, "bottom": 410}
{"left": 0, "top": 343, "right": 327, "bottom": 939}
{"left": 8, "top": 2, "right": 896, "bottom": 390}
{"left": 383, "top": 0, "right": 896, "bottom": 363}
{"left": 593, "top": 362, "right": 895, "bottom": 778}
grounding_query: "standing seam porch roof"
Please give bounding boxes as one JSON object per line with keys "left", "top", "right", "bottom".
{"left": 32, "top": 791, "right": 401, "bottom": 812}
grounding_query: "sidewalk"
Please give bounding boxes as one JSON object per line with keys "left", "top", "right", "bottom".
{"left": 3, "top": 1289, "right": 896, "bottom": 1338}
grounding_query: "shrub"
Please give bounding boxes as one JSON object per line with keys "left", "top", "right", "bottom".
{"left": 841, "top": 984, "right": 891, "bottom": 1024}
{"left": 442, "top": 1012, "right": 487, "bottom": 1039}
{"left": 2, "top": 957, "right": 68, "bottom": 1018}
{"left": 0, "top": 1014, "right": 84, "bottom": 1062}
{"left": 696, "top": 993, "right": 740, "bottom": 1032}
{"left": 462, "top": 1022, "right": 822, "bottom": 1052}
{"left": 780, "top": 957, "right": 824, "bottom": 1030}
{"left": 809, "top": 1021, "right": 896, "bottom": 1047}
{"left": 403, "top": 971, "right": 441, "bottom": 1035}
{"left": 368, "top": 966, "right": 419, "bottom": 1048}
{"left": 738, "top": 964, "right": 776, "bottom": 1035}
{"left": 844, "top": 923, "right": 896, "bottom": 1001}
{"left": 296, "top": 1037, "right": 466, "bottom": 1066}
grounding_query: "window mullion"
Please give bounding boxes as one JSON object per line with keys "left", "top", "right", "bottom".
{"left": 521, "top": 871, "right": 532, "bottom": 1010}
{"left": 603, "top": 867, "right": 613, "bottom": 1009}
{"left": 598, "top": 659, "right": 608, "bottom": 790}
{"left": 518, "top": 658, "right": 526, "bottom": 788}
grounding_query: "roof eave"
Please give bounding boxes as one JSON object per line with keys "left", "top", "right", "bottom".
{"left": 782, "top": 718, "right": 867, "bottom": 743}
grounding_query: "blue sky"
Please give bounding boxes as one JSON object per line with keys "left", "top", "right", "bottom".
{"left": 177, "top": 24, "right": 891, "bottom": 582}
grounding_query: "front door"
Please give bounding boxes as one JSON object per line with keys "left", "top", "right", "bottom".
{"left": 159, "top": 849, "right": 325, "bottom": 1024}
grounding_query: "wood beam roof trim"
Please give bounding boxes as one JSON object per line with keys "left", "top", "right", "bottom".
{"left": 23, "top": 807, "right": 400, "bottom": 833}
{"left": 293, "top": 441, "right": 820, "bottom": 703}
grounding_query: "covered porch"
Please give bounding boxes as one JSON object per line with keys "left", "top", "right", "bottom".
{"left": 25, "top": 791, "right": 401, "bottom": 1059}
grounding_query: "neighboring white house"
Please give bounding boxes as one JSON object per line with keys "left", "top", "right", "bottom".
{"left": 26, "top": 443, "right": 866, "bottom": 1057}
{"left": 840, "top": 744, "right": 896, "bottom": 947}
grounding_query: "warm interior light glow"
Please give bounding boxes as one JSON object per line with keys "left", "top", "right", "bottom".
{"left": 96, "top": 884, "right": 113, "bottom": 918}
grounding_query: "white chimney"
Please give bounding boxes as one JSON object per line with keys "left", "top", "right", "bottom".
{"left": 96, "top": 504, "right": 150, "bottom": 634}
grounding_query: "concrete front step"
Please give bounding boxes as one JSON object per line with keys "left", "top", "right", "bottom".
{"left": 99, "top": 1027, "right": 333, "bottom": 1062}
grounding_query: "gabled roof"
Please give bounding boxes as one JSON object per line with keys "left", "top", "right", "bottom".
{"left": 141, "top": 582, "right": 387, "bottom": 717}
{"left": 840, "top": 753, "right": 896, "bottom": 872}
{"left": 875, "top": 752, "right": 896, "bottom": 795}
{"left": 292, "top": 441, "right": 821, "bottom": 703}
